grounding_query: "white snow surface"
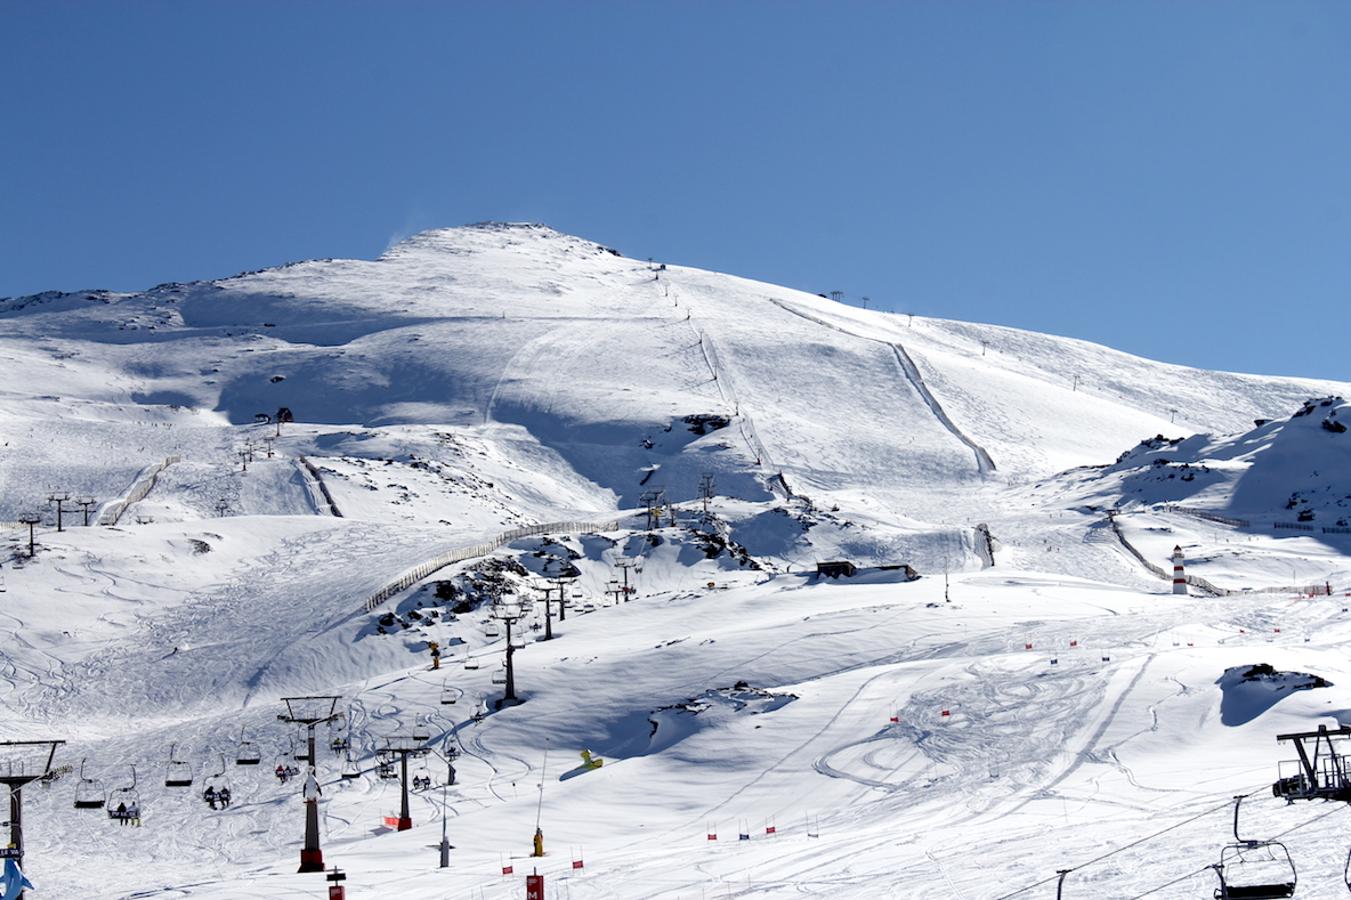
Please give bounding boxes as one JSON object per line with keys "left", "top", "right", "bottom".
{"left": 1, "top": 222, "right": 1350, "bottom": 898}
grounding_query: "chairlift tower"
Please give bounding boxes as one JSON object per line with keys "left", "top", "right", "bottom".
{"left": 532, "top": 582, "right": 556, "bottom": 641}
{"left": 493, "top": 604, "right": 524, "bottom": 704}
{"left": 75, "top": 497, "right": 96, "bottom": 527}
{"left": 436, "top": 743, "right": 460, "bottom": 867}
{"left": 379, "top": 736, "right": 426, "bottom": 832}
{"left": 0, "top": 739, "right": 64, "bottom": 899}
{"left": 17, "top": 514, "right": 39, "bottom": 557}
{"left": 546, "top": 575, "right": 577, "bottom": 624}
{"left": 1272, "top": 724, "right": 1351, "bottom": 802}
{"left": 278, "top": 695, "right": 342, "bottom": 873}
{"left": 615, "top": 558, "right": 639, "bottom": 601}
{"left": 46, "top": 493, "right": 70, "bottom": 533}
{"left": 699, "top": 473, "right": 715, "bottom": 517}
{"left": 640, "top": 489, "right": 666, "bottom": 530}
{"left": 214, "top": 498, "right": 230, "bottom": 518}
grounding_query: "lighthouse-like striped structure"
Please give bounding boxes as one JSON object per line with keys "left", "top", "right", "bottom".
{"left": 1171, "top": 545, "right": 1188, "bottom": 595}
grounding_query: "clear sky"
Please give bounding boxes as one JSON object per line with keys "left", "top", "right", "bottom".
{"left": 3, "top": 1, "right": 1348, "bottom": 380}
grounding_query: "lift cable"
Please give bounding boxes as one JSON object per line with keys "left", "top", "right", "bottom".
{"left": 992, "top": 785, "right": 1268, "bottom": 900}
{"left": 1124, "top": 803, "right": 1349, "bottom": 899}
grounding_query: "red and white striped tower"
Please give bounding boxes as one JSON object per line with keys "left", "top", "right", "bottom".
{"left": 1171, "top": 545, "right": 1188, "bottom": 595}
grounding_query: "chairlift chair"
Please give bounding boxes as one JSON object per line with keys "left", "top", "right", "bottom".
{"left": 203, "top": 754, "right": 232, "bottom": 809}
{"left": 463, "top": 653, "right": 481, "bottom": 671}
{"left": 491, "top": 664, "right": 507, "bottom": 686}
{"left": 235, "top": 726, "right": 261, "bottom": 766}
{"left": 510, "top": 630, "right": 526, "bottom": 649}
{"left": 441, "top": 682, "right": 459, "bottom": 705}
{"left": 73, "top": 758, "right": 107, "bottom": 810}
{"left": 164, "top": 743, "right": 193, "bottom": 788}
{"left": 341, "top": 751, "right": 360, "bottom": 780}
{"left": 413, "top": 718, "right": 431, "bottom": 742}
{"left": 108, "top": 765, "right": 141, "bottom": 822}
{"left": 484, "top": 621, "right": 502, "bottom": 639}
{"left": 1212, "top": 796, "right": 1296, "bottom": 899}
{"left": 293, "top": 730, "right": 310, "bottom": 761}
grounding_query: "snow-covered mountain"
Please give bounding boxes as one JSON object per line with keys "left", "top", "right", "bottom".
{"left": 3, "top": 223, "right": 1350, "bottom": 898}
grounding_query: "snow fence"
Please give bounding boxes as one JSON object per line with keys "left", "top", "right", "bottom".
{"left": 363, "top": 516, "right": 629, "bottom": 612}
{"left": 98, "top": 455, "right": 181, "bottom": 526}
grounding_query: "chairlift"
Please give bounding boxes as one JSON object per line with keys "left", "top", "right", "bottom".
{"left": 375, "top": 749, "right": 398, "bottom": 781}
{"left": 441, "top": 682, "right": 460, "bottom": 705}
{"left": 202, "top": 753, "right": 232, "bottom": 810}
{"left": 330, "top": 733, "right": 349, "bottom": 756}
{"left": 1212, "top": 796, "right": 1296, "bottom": 899}
{"left": 411, "top": 760, "right": 433, "bottom": 792}
{"left": 510, "top": 630, "right": 526, "bottom": 649}
{"left": 108, "top": 765, "right": 141, "bottom": 823}
{"left": 235, "top": 726, "right": 261, "bottom": 766}
{"left": 491, "top": 663, "right": 507, "bottom": 686}
{"left": 413, "top": 717, "right": 431, "bottom": 742}
{"left": 273, "top": 750, "right": 300, "bottom": 784}
{"left": 484, "top": 621, "right": 502, "bottom": 639}
{"left": 571, "top": 587, "right": 583, "bottom": 599}
{"left": 341, "top": 750, "right": 360, "bottom": 780}
{"left": 73, "top": 758, "right": 107, "bottom": 810}
{"left": 292, "top": 730, "right": 310, "bottom": 761}
{"left": 464, "top": 653, "right": 481, "bottom": 671}
{"left": 164, "top": 743, "right": 193, "bottom": 788}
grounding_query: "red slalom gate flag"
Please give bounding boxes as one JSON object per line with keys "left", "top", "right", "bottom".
{"left": 1024, "top": 643, "right": 1033, "bottom": 650}
{"left": 940, "top": 709, "right": 951, "bottom": 718}
{"left": 526, "top": 874, "right": 544, "bottom": 900}
{"left": 572, "top": 858, "right": 585, "bottom": 870}
{"left": 502, "top": 864, "right": 514, "bottom": 876}
{"left": 1069, "top": 640, "right": 1078, "bottom": 647}
{"left": 766, "top": 824, "right": 777, "bottom": 835}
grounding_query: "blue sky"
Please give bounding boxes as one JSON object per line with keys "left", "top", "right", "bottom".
{"left": 3, "top": 1, "right": 1348, "bottom": 379}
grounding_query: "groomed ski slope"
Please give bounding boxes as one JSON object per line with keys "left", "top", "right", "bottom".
{"left": 0, "top": 223, "right": 1349, "bottom": 898}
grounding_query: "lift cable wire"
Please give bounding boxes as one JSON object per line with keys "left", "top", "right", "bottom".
{"left": 1124, "top": 803, "right": 1349, "bottom": 900}
{"left": 992, "top": 784, "right": 1269, "bottom": 900}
